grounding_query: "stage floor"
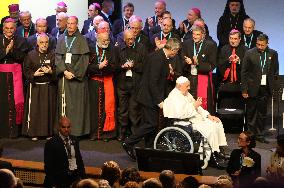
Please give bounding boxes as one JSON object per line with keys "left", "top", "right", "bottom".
{"left": 0, "top": 131, "right": 279, "bottom": 177}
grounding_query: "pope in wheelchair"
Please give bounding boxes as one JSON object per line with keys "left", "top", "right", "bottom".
{"left": 162, "top": 76, "right": 228, "bottom": 169}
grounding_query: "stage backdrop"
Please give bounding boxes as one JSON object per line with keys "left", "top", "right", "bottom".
{"left": 123, "top": 0, "right": 284, "bottom": 75}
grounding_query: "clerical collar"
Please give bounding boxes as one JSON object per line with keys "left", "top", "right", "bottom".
{"left": 123, "top": 16, "right": 129, "bottom": 21}
{"left": 4, "top": 34, "right": 14, "bottom": 40}
{"left": 59, "top": 132, "right": 69, "bottom": 141}
{"left": 162, "top": 48, "right": 170, "bottom": 59}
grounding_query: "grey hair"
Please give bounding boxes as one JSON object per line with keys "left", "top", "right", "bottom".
{"left": 164, "top": 38, "right": 181, "bottom": 51}
{"left": 20, "top": 10, "right": 31, "bottom": 18}
{"left": 37, "top": 33, "right": 49, "bottom": 43}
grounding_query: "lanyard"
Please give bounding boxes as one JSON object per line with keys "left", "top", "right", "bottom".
{"left": 260, "top": 52, "right": 267, "bottom": 74}
{"left": 193, "top": 41, "right": 203, "bottom": 56}
{"left": 39, "top": 52, "right": 48, "bottom": 67}
{"left": 22, "top": 24, "right": 32, "bottom": 38}
{"left": 136, "top": 35, "right": 141, "bottom": 43}
{"left": 65, "top": 36, "right": 76, "bottom": 52}
{"left": 244, "top": 34, "right": 254, "bottom": 48}
{"left": 96, "top": 45, "right": 105, "bottom": 63}
{"left": 160, "top": 32, "right": 172, "bottom": 40}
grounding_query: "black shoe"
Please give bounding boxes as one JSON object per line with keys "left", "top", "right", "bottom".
{"left": 209, "top": 152, "right": 228, "bottom": 170}
{"left": 121, "top": 142, "right": 136, "bottom": 160}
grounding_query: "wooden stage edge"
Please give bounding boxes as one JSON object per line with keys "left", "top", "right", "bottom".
{"left": 0, "top": 158, "right": 218, "bottom": 186}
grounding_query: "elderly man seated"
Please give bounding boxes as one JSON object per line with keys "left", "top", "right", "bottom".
{"left": 163, "top": 76, "right": 228, "bottom": 168}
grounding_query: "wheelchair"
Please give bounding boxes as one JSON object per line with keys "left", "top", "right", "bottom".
{"left": 153, "top": 119, "right": 212, "bottom": 169}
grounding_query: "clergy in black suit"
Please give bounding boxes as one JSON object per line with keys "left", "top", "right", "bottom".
{"left": 16, "top": 11, "right": 35, "bottom": 38}
{"left": 50, "top": 12, "right": 68, "bottom": 40}
{"left": 81, "top": 3, "right": 101, "bottom": 35}
{"left": 122, "top": 38, "right": 181, "bottom": 159}
{"left": 44, "top": 117, "right": 85, "bottom": 188}
{"left": 241, "top": 34, "right": 279, "bottom": 141}
{"left": 182, "top": 25, "right": 217, "bottom": 114}
{"left": 46, "top": 1, "right": 67, "bottom": 33}
{"left": 241, "top": 18, "right": 262, "bottom": 49}
{"left": 99, "top": 0, "right": 115, "bottom": 28}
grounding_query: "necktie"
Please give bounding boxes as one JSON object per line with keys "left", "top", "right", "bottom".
{"left": 64, "top": 137, "right": 71, "bottom": 159}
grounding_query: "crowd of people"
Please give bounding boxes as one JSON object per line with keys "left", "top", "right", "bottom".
{"left": 0, "top": 0, "right": 282, "bottom": 187}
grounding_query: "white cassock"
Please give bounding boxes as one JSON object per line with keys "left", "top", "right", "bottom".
{"left": 163, "top": 88, "right": 227, "bottom": 152}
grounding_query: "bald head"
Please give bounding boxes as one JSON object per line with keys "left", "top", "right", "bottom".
{"left": 0, "top": 169, "right": 17, "bottom": 188}
{"left": 97, "top": 32, "right": 110, "bottom": 48}
{"left": 93, "top": 15, "right": 104, "bottom": 30}
{"left": 155, "top": 0, "right": 166, "bottom": 17}
{"left": 36, "top": 18, "right": 47, "bottom": 34}
{"left": 124, "top": 30, "right": 135, "bottom": 47}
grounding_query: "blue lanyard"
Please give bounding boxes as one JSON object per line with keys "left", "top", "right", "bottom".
{"left": 136, "top": 35, "right": 141, "bottom": 43}
{"left": 96, "top": 45, "right": 105, "bottom": 64}
{"left": 65, "top": 36, "right": 76, "bottom": 52}
{"left": 160, "top": 32, "right": 172, "bottom": 40}
{"left": 244, "top": 34, "right": 253, "bottom": 48}
{"left": 193, "top": 41, "right": 203, "bottom": 56}
{"left": 260, "top": 52, "right": 267, "bottom": 74}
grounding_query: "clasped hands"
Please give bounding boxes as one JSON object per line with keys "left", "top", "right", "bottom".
{"left": 184, "top": 55, "right": 198, "bottom": 65}
{"left": 34, "top": 66, "right": 52, "bottom": 77}
{"left": 194, "top": 97, "right": 220, "bottom": 123}
{"left": 121, "top": 59, "right": 134, "bottom": 69}
{"left": 229, "top": 54, "right": 240, "bottom": 63}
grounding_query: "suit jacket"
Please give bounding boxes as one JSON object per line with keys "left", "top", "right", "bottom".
{"left": 116, "top": 31, "right": 151, "bottom": 52}
{"left": 116, "top": 42, "right": 147, "bottom": 92}
{"left": 227, "top": 148, "right": 261, "bottom": 186}
{"left": 241, "top": 47, "right": 279, "bottom": 97}
{"left": 218, "top": 44, "right": 248, "bottom": 83}
{"left": 81, "top": 18, "right": 93, "bottom": 35}
{"left": 44, "top": 134, "right": 85, "bottom": 187}
{"left": 143, "top": 15, "right": 159, "bottom": 37}
{"left": 15, "top": 23, "right": 36, "bottom": 38}
{"left": 46, "top": 14, "right": 56, "bottom": 34}
{"left": 27, "top": 33, "right": 57, "bottom": 51}
{"left": 99, "top": 12, "right": 113, "bottom": 27}
{"left": 241, "top": 30, "right": 262, "bottom": 49}
{"left": 112, "top": 18, "right": 129, "bottom": 37}
{"left": 136, "top": 49, "right": 171, "bottom": 107}
{"left": 182, "top": 38, "right": 217, "bottom": 76}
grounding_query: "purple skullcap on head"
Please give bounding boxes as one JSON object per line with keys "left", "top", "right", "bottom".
{"left": 93, "top": 3, "right": 101, "bottom": 11}
{"left": 57, "top": 1, "right": 67, "bottom": 8}
{"left": 8, "top": 4, "right": 19, "bottom": 12}
{"left": 230, "top": 29, "right": 240, "bottom": 33}
{"left": 4, "top": 18, "right": 16, "bottom": 23}
{"left": 191, "top": 8, "right": 201, "bottom": 18}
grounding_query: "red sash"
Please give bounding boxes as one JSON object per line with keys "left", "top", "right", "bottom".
{"left": 197, "top": 72, "right": 213, "bottom": 110}
{"left": 91, "top": 75, "right": 116, "bottom": 132}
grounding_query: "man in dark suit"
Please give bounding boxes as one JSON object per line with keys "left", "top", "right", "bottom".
{"left": 46, "top": 1, "right": 67, "bottom": 34}
{"left": 81, "top": 3, "right": 101, "bottom": 35}
{"left": 99, "top": 0, "right": 114, "bottom": 27}
{"left": 122, "top": 38, "right": 181, "bottom": 160}
{"left": 112, "top": 2, "right": 134, "bottom": 37}
{"left": 44, "top": 116, "right": 85, "bottom": 187}
{"left": 241, "top": 18, "right": 262, "bottom": 49}
{"left": 241, "top": 34, "right": 279, "bottom": 143}
{"left": 15, "top": 11, "right": 35, "bottom": 38}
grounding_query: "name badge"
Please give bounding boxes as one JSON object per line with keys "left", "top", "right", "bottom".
{"left": 65, "top": 53, "right": 72, "bottom": 64}
{"left": 261, "top": 75, "right": 266, "bottom": 85}
{"left": 126, "top": 70, "right": 133, "bottom": 77}
{"left": 44, "top": 60, "right": 50, "bottom": 64}
{"left": 191, "top": 65, "right": 198, "bottom": 76}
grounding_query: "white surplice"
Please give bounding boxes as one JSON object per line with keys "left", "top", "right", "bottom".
{"left": 163, "top": 88, "right": 227, "bottom": 152}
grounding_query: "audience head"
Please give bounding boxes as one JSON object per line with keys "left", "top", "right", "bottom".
{"left": 75, "top": 178, "right": 99, "bottom": 188}
{"left": 0, "top": 169, "right": 17, "bottom": 188}
{"left": 276, "top": 134, "right": 284, "bottom": 157}
{"left": 67, "top": 16, "right": 78, "bottom": 35}
{"left": 102, "top": 0, "right": 114, "bottom": 16}
{"left": 142, "top": 178, "right": 163, "bottom": 188}
{"left": 56, "top": 1, "right": 67, "bottom": 14}
{"left": 98, "top": 179, "right": 111, "bottom": 188}
{"left": 176, "top": 76, "right": 190, "bottom": 95}
{"left": 164, "top": 38, "right": 181, "bottom": 58}
{"left": 187, "top": 8, "right": 201, "bottom": 24}
{"left": 100, "top": 161, "right": 121, "bottom": 186}
{"left": 37, "top": 33, "right": 49, "bottom": 53}
{"left": 243, "top": 18, "right": 255, "bottom": 36}
{"left": 88, "top": 3, "right": 101, "bottom": 19}
{"left": 97, "top": 21, "right": 110, "bottom": 34}
{"left": 120, "top": 167, "right": 141, "bottom": 186}
{"left": 180, "top": 175, "right": 199, "bottom": 188}
{"left": 93, "top": 15, "right": 104, "bottom": 30}
{"left": 223, "top": 0, "right": 246, "bottom": 16}
{"left": 19, "top": 11, "right": 32, "bottom": 28}
{"left": 8, "top": 4, "right": 20, "bottom": 20}
{"left": 129, "top": 16, "right": 143, "bottom": 37}
{"left": 199, "top": 184, "right": 211, "bottom": 188}
{"left": 238, "top": 131, "right": 256, "bottom": 149}
{"left": 124, "top": 28, "right": 135, "bottom": 47}
{"left": 154, "top": 0, "right": 166, "bottom": 17}
{"left": 58, "top": 116, "right": 71, "bottom": 137}
{"left": 3, "top": 18, "right": 16, "bottom": 38}
{"left": 256, "top": 34, "right": 269, "bottom": 53}
{"left": 35, "top": 18, "right": 47, "bottom": 34}
{"left": 97, "top": 32, "right": 110, "bottom": 49}
{"left": 159, "top": 170, "right": 176, "bottom": 188}
{"left": 161, "top": 18, "right": 173, "bottom": 34}
{"left": 191, "top": 25, "right": 205, "bottom": 43}
{"left": 214, "top": 177, "right": 233, "bottom": 188}
{"left": 124, "top": 181, "right": 140, "bottom": 188}
{"left": 229, "top": 29, "right": 241, "bottom": 47}
{"left": 57, "top": 12, "right": 68, "bottom": 29}
{"left": 123, "top": 2, "right": 134, "bottom": 19}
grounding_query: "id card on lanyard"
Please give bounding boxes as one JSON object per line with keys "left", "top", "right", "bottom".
{"left": 65, "top": 36, "right": 76, "bottom": 64}
{"left": 260, "top": 52, "right": 267, "bottom": 85}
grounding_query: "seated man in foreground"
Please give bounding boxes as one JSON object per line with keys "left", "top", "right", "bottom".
{"left": 163, "top": 76, "right": 228, "bottom": 168}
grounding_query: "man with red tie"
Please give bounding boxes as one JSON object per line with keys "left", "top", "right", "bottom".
{"left": 15, "top": 11, "right": 35, "bottom": 38}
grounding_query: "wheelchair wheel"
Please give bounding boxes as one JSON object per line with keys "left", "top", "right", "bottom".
{"left": 154, "top": 126, "right": 194, "bottom": 153}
